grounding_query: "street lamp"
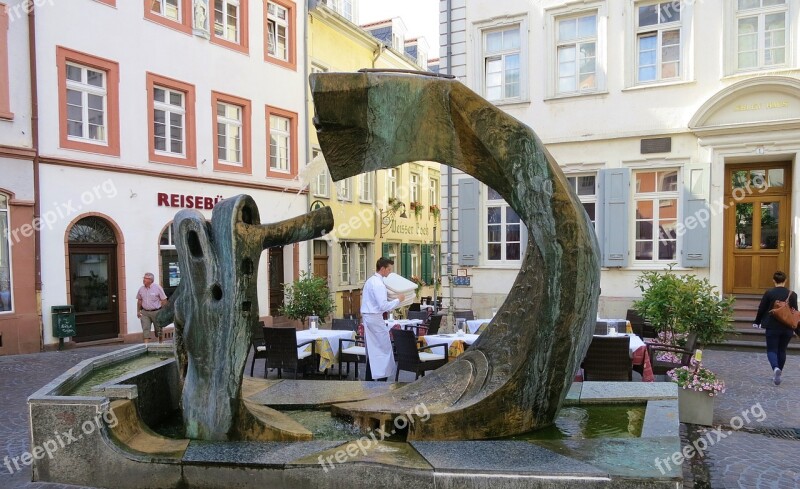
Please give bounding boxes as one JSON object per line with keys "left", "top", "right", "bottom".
{"left": 379, "top": 202, "right": 407, "bottom": 238}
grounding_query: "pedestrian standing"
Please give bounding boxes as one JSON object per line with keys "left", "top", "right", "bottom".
{"left": 137, "top": 272, "right": 168, "bottom": 343}
{"left": 360, "top": 257, "right": 405, "bottom": 381}
{"left": 753, "top": 271, "right": 797, "bottom": 385}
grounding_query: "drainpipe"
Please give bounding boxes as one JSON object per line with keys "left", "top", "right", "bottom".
{"left": 28, "top": 5, "right": 43, "bottom": 351}
{"left": 371, "top": 42, "right": 384, "bottom": 68}
{"left": 445, "top": 0, "right": 454, "bottom": 330}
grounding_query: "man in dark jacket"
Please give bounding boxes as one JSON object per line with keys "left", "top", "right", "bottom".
{"left": 753, "top": 271, "right": 797, "bottom": 385}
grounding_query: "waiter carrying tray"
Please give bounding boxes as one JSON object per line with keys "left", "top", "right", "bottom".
{"left": 361, "top": 257, "right": 405, "bottom": 381}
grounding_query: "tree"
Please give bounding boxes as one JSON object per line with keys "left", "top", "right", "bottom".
{"left": 279, "top": 272, "right": 336, "bottom": 326}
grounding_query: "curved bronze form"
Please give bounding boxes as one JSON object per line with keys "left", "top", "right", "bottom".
{"left": 311, "top": 72, "right": 600, "bottom": 440}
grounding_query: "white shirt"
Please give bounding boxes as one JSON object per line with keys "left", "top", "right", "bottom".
{"left": 360, "top": 273, "right": 399, "bottom": 315}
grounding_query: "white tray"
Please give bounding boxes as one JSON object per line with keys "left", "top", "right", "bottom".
{"left": 383, "top": 273, "right": 417, "bottom": 308}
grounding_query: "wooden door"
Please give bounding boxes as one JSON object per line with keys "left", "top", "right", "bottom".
{"left": 724, "top": 163, "right": 791, "bottom": 294}
{"left": 268, "top": 247, "right": 285, "bottom": 315}
{"left": 69, "top": 245, "right": 119, "bottom": 342}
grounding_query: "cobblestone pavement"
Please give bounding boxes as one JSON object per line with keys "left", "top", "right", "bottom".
{"left": 2, "top": 345, "right": 799, "bottom": 488}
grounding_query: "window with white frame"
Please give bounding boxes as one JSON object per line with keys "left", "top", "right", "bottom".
{"left": 410, "top": 173, "right": 420, "bottom": 203}
{"left": 312, "top": 148, "right": 329, "bottom": 197}
{"left": 635, "top": 1, "right": 682, "bottom": 84}
{"left": 153, "top": 86, "right": 185, "bottom": 156}
{"left": 269, "top": 114, "right": 290, "bottom": 172}
{"left": 336, "top": 178, "right": 352, "bottom": 201}
{"left": 217, "top": 102, "right": 243, "bottom": 166}
{"left": 214, "top": 0, "right": 240, "bottom": 43}
{"left": 340, "top": 242, "right": 350, "bottom": 284}
{"left": 556, "top": 14, "right": 597, "bottom": 94}
{"left": 566, "top": 175, "right": 597, "bottom": 229}
{"left": 483, "top": 25, "right": 521, "bottom": 102}
{"left": 359, "top": 173, "right": 373, "bottom": 202}
{"left": 735, "top": 0, "right": 787, "bottom": 71}
{"left": 0, "top": 194, "right": 12, "bottom": 312}
{"left": 387, "top": 168, "right": 398, "bottom": 199}
{"left": 410, "top": 245, "right": 420, "bottom": 278}
{"left": 65, "top": 63, "right": 107, "bottom": 143}
{"left": 267, "top": 2, "right": 289, "bottom": 61}
{"left": 150, "top": 0, "right": 181, "bottom": 21}
{"left": 385, "top": 243, "right": 398, "bottom": 265}
{"left": 357, "top": 243, "right": 368, "bottom": 282}
{"left": 634, "top": 169, "right": 679, "bottom": 262}
{"left": 392, "top": 32, "right": 404, "bottom": 51}
{"left": 429, "top": 177, "right": 438, "bottom": 207}
{"left": 486, "top": 188, "right": 521, "bottom": 262}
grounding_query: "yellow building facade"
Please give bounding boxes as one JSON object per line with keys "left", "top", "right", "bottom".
{"left": 306, "top": 4, "right": 440, "bottom": 317}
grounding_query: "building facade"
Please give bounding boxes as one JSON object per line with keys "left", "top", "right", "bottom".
{"left": 439, "top": 0, "right": 800, "bottom": 318}
{"left": 26, "top": 0, "right": 309, "bottom": 349}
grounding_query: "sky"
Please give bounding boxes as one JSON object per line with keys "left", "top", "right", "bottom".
{"left": 359, "top": 0, "right": 440, "bottom": 58}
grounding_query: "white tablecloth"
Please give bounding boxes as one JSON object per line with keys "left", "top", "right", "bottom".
{"left": 420, "top": 304, "right": 435, "bottom": 311}
{"left": 422, "top": 333, "right": 480, "bottom": 350}
{"left": 465, "top": 319, "right": 492, "bottom": 334}
{"left": 385, "top": 319, "right": 423, "bottom": 328}
{"left": 593, "top": 333, "right": 645, "bottom": 358}
{"left": 296, "top": 329, "right": 354, "bottom": 359}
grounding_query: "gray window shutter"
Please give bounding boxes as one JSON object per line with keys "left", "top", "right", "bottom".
{"left": 520, "top": 223, "right": 528, "bottom": 260}
{"left": 458, "top": 178, "right": 480, "bottom": 266}
{"left": 599, "top": 168, "right": 630, "bottom": 267}
{"left": 680, "top": 164, "right": 710, "bottom": 268}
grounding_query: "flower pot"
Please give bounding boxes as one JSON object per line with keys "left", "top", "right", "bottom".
{"left": 678, "top": 388, "right": 715, "bottom": 426}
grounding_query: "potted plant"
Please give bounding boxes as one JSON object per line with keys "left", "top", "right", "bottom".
{"left": 430, "top": 204, "right": 440, "bottom": 220}
{"left": 279, "top": 272, "right": 336, "bottom": 328}
{"left": 668, "top": 360, "right": 725, "bottom": 426}
{"left": 387, "top": 197, "right": 403, "bottom": 213}
{"left": 410, "top": 201, "right": 423, "bottom": 219}
{"left": 410, "top": 275, "right": 425, "bottom": 298}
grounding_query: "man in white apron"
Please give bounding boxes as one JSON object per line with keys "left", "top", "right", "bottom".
{"left": 360, "top": 257, "right": 405, "bottom": 381}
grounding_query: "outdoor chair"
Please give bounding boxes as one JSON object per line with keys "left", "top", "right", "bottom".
{"left": 409, "top": 303, "right": 421, "bottom": 311}
{"left": 404, "top": 310, "right": 430, "bottom": 337}
{"left": 338, "top": 336, "right": 367, "bottom": 380}
{"left": 262, "top": 326, "right": 317, "bottom": 379}
{"left": 454, "top": 310, "right": 475, "bottom": 321}
{"left": 582, "top": 336, "right": 632, "bottom": 381}
{"left": 249, "top": 321, "right": 267, "bottom": 377}
{"left": 393, "top": 329, "right": 448, "bottom": 381}
{"left": 332, "top": 318, "right": 359, "bottom": 332}
{"left": 425, "top": 315, "right": 443, "bottom": 336}
{"left": 647, "top": 332, "right": 698, "bottom": 376}
{"left": 627, "top": 309, "right": 658, "bottom": 339}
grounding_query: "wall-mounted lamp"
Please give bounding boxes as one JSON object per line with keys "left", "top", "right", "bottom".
{"left": 310, "top": 200, "right": 326, "bottom": 211}
{"left": 379, "top": 202, "right": 407, "bottom": 238}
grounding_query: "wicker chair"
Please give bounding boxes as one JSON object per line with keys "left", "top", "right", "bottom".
{"left": 332, "top": 318, "right": 359, "bottom": 332}
{"left": 425, "top": 315, "right": 443, "bottom": 336}
{"left": 249, "top": 321, "right": 267, "bottom": 376}
{"left": 404, "top": 311, "right": 430, "bottom": 336}
{"left": 409, "top": 303, "right": 421, "bottom": 312}
{"left": 626, "top": 309, "right": 658, "bottom": 339}
{"left": 454, "top": 310, "right": 475, "bottom": 321}
{"left": 262, "top": 327, "right": 317, "bottom": 379}
{"left": 582, "top": 336, "right": 632, "bottom": 381}
{"left": 647, "top": 332, "right": 698, "bottom": 376}
{"left": 393, "top": 329, "right": 449, "bottom": 381}
{"left": 338, "top": 336, "right": 367, "bottom": 380}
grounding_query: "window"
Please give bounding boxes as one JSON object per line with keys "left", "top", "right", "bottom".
{"left": 323, "top": 0, "right": 354, "bottom": 22}
{"left": 566, "top": 174, "right": 597, "bottom": 229}
{"left": 357, "top": 243, "right": 369, "bottom": 282}
{"left": 0, "top": 194, "right": 11, "bottom": 313}
{"left": 57, "top": 47, "right": 120, "bottom": 156}
{"left": 634, "top": 170, "right": 679, "bottom": 261}
{"left": 410, "top": 245, "right": 420, "bottom": 278}
{"left": 145, "top": 0, "right": 192, "bottom": 34}
{"left": 266, "top": 106, "right": 297, "bottom": 179}
{"left": 410, "top": 173, "right": 420, "bottom": 203}
{"left": 483, "top": 25, "right": 521, "bottom": 102}
{"left": 486, "top": 188, "right": 522, "bottom": 262}
{"left": 429, "top": 178, "right": 438, "bottom": 207}
{"left": 159, "top": 223, "right": 181, "bottom": 297}
{"left": 359, "top": 172, "right": 373, "bottom": 202}
{"left": 736, "top": 0, "right": 787, "bottom": 71}
{"left": 392, "top": 32, "right": 404, "bottom": 51}
{"left": 336, "top": 178, "right": 352, "bottom": 201}
{"left": 211, "top": 0, "right": 249, "bottom": 53}
{"left": 265, "top": 0, "right": 296, "bottom": 70}
{"left": 384, "top": 243, "right": 398, "bottom": 265}
{"left": 212, "top": 91, "right": 251, "bottom": 174}
{"left": 147, "top": 73, "right": 196, "bottom": 167}
{"left": 636, "top": 1, "right": 682, "bottom": 83}
{"left": 0, "top": 6, "right": 12, "bottom": 119}
{"left": 387, "top": 168, "right": 398, "bottom": 199}
{"left": 556, "top": 14, "right": 597, "bottom": 94}
{"left": 340, "top": 242, "right": 350, "bottom": 284}
{"left": 312, "top": 148, "right": 329, "bottom": 197}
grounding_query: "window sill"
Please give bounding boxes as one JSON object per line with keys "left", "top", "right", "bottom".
{"left": 358, "top": 199, "right": 373, "bottom": 204}
{"left": 622, "top": 79, "right": 695, "bottom": 92}
{"left": 544, "top": 90, "right": 609, "bottom": 102}
{"left": 475, "top": 264, "right": 523, "bottom": 270}
{"left": 722, "top": 67, "right": 795, "bottom": 81}
{"left": 491, "top": 99, "right": 531, "bottom": 109}
{"left": 0, "top": 111, "right": 13, "bottom": 120}
{"left": 624, "top": 263, "right": 696, "bottom": 272}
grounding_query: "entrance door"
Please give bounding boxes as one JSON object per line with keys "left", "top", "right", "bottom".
{"left": 68, "top": 217, "right": 120, "bottom": 342}
{"left": 312, "top": 240, "right": 329, "bottom": 281}
{"left": 268, "top": 247, "right": 285, "bottom": 315}
{"left": 724, "top": 163, "right": 792, "bottom": 294}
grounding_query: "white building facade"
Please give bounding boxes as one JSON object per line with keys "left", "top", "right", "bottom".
{"left": 439, "top": 0, "right": 800, "bottom": 318}
{"left": 32, "top": 0, "right": 309, "bottom": 347}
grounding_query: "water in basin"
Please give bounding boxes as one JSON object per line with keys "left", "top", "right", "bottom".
{"left": 65, "top": 354, "right": 169, "bottom": 396}
{"left": 503, "top": 404, "right": 645, "bottom": 441}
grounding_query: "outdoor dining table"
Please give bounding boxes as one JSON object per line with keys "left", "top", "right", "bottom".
{"left": 420, "top": 333, "right": 480, "bottom": 360}
{"left": 465, "top": 319, "right": 492, "bottom": 334}
{"left": 296, "top": 329, "right": 354, "bottom": 372}
{"left": 592, "top": 332, "right": 655, "bottom": 382}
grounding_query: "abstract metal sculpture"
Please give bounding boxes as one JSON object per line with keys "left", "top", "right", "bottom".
{"left": 311, "top": 71, "right": 600, "bottom": 440}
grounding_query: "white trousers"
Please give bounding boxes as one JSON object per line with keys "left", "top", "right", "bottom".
{"left": 363, "top": 313, "right": 396, "bottom": 379}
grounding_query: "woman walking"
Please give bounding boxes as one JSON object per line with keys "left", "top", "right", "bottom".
{"left": 753, "top": 271, "right": 797, "bottom": 385}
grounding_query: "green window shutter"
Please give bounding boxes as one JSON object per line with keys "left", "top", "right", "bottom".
{"left": 401, "top": 243, "right": 411, "bottom": 278}
{"left": 382, "top": 242, "right": 389, "bottom": 258}
{"left": 421, "top": 244, "right": 431, "bottom": 283}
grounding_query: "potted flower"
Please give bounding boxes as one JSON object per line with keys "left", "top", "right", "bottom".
{"left": 410, "top": 275, "right": 425, "bottom": 298}
{"left": 668, "top": 360, "right": 725, "bottom": 426}
{"left": 279, "top": 271, "right": 336, "bottom": 328}
{"left": 430, "top": 204, "right": 440, "bottom": 220}
{"left": 387, "top": 197, "right": 403, "bottom": 213}
{"left": 410, "top": 201, "right": 423, "bottom": 219}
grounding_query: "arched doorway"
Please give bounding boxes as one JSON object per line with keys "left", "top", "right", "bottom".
{"left": 68, "top": 216, "right": 120, "bottom": 342}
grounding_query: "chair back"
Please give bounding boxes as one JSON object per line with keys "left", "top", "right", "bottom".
{"left": 582, "top": 336, "right": 632, "bottom": 381}
{"left": 407, "top": 310, "right": 429, "bottom": 322}
{"left": 393, "top": 329, "right": 421, "bottom": 366}
{"left": 263, "top": 327, "right": 300, "bottom": 370}
{"left": 680, "top": 332, "right": 698, "bottom": 366}
{"left": 409, "top": 303, "right": 421, "bottom": 311}
{"left": 626, "top": 309, "right": 658, "bottom": 339}
{"left": 250, "top": 321, "right": 266, "bottom": 344}
{"left": 344, "top": 313, "right": 359, "bottom": 321}
{"left": 427, "top": 315, "right": 442, "bottom": 335}
{"left": 332, "top": 318, "right": 358, "bottom": 332}
{"left": 454, "top": 310, "right": 475, "bottom": 321}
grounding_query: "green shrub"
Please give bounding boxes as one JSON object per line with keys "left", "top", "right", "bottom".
{"left": 279, "top": 272, "right": 336, "bottom": 325}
